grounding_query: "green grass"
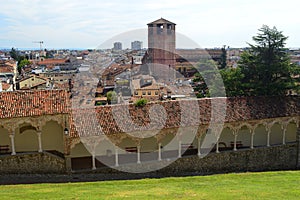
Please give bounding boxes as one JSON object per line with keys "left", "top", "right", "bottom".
{"left": 0, "top": 171, "right": 300, "bottom": 199}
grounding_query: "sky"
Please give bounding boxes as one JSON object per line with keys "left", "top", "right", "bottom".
{"left": 0, "top": 0, "right": 299, "bottom": 49}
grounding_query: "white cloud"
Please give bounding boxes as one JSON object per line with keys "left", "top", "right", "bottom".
{"left": 0, "top": 0, "right": 299, "bottom": 49}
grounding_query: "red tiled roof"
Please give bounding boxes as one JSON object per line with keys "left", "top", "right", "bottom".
{"left": 1, "top": 83, "right": 12, "bottom": 91}
{"left": 0, "top": 66, "right": 14, "bottom": 73}
{"left": 0, "top": 90, "right": 70, "bottom": 119}
{"left": 37, "top": 59, "right": 68, "bottom": 65}
{"left": 69, "top": 96, "right": 300, "bottom": 138}
{"left": 0, "top": 90, "right": 299, "bottom": 138}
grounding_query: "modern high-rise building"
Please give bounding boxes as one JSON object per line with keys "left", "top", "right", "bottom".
{"left": 113, "top": 42, "right": 122, "bottom": 50}
{"left": 131, "top": 41, "right": 143, "bottom": 50}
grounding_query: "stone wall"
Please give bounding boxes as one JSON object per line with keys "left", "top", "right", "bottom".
{"left": 93, "top": 143, "right": 297, "bottom": 175}
{"left": 0, "top": 144, "right": 297, "bottom": 175}
{"left": 162, "top": 144, "right": 297, "bottom": 174}
{"left": 0, "top": 152, "right": 66, "bottom": 174}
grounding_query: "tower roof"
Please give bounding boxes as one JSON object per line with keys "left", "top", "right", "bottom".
{"left": 147, "top": 18, "right": 176, "bottom": 25}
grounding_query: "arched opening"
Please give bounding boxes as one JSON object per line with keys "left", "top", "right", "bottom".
{"left": 95, "top": 138, "right": 115, "bottom": 167}
{"left": 117, "top": 137, "right": 138, "bottom": 164}
{"left": 140, "top": 136, "right": 158, "bottom": 162}
{"left": 41, "top": 120, "right": 64, "bottom": 154}
{"left": 219, "top": 127, "right": 234, "bottom": 151}
{"left": 286, "top": 122, "right": 297, "bottom": 143}
{"left": 237, "top": 125, "right": 251, "bottom": 149}
{"left": 0, "top": 127, "right": 10, "bottom": 155}
{"left": 70, "top": 142, "right": 92, "bottom": 170}
{"left": 159, "top": 131, "right": 177, "bottom": 159}
{"left": 253, "top": 124, "right": 267, "bottom": 147}
{"left": 270, "top": 123, "right": 282, "bottom": 145}
{"left": 15, "top": 123, "right": 38, "bottom": 153}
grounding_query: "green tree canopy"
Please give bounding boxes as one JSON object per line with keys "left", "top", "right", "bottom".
{"left": 238, "top": 25, "right": 298, "bottom": 96}
{"left": 106, "top": 91, "right": 117, "bottom": 104}
{"left": 17, "top": 59, "right": 31, "bottom": 74}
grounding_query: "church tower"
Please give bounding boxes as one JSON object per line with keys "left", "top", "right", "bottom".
{"left": 146, "top": 18, "right": 176, "bottom": 79}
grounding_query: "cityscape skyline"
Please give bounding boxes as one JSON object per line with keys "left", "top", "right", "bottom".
{"left": 0, "top": 0, "right": 300, "bottom": 49}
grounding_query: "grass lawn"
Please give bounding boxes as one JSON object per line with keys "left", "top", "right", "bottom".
{"left": 0, "top": 171, "right": 299, "bottom": 199}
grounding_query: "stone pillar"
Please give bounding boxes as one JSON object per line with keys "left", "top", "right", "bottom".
{"left": 296, "top": 126, "right": 300, "bottom": 169}
{"left": 267, "top": 130, "right": 271, "bottom": 147}
{"left": 216, "top": 139, "right": 220, "bottom": 154}
{"left": 137, "top": 145, "right": 141, "bottom": 164}
{"left": 115, "top": 147, "right": 119, "bottom": 167}
{"left": 197, "top": 137, "right": 201, "bottom": 156}
{"left": 65, "top": 156, "right": 72, "bottom": 173}
{"left": 92, "top": 153, "right": 96, "bottom": 170}
{"left": 37, "top": 131, "right": 43, "bottom": 153}
{"left": 250, "top": 129, "right": 254, "bottom": 149}
{"left": 282, "top": 127, "right": 287, "bottom": 145}
{"left": 233, "top": 132, "right": 238, "bottom": 151}
{"left": 9, "top": 133, "right": 16, "bottom": 155}
{"left": 178, "top": 140, "right": 182, "bottom": 158}
{"left": 158, "top": 143, "right": 162, "bottom": 161}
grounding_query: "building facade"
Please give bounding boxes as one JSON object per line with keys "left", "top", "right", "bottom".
{"left": 113, "top": 42, "right": 122, "bottom": 51}
{"left": 131, "top": 41, "right": 143, "bottom": 50}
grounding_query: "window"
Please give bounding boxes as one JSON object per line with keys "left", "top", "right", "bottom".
{"left": 147, "top": 91, "right": 151, "bottom": 95}
{"left": 167, "top": 24, "right": 172, "bottom": 35}
{"left": 157, "top": 24, "right": 163, "bottom": 34}
{"left": 142, "top": 91, "right": 146, "bottom": 95}
{"left": 155, "top": 91, "right": 159, "bottom": 95}
{"left": 134, "top": 91, "right": 138, "bottom": 95}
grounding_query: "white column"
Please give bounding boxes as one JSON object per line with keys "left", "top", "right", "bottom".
{"left": 9, "top": 134, "right": 16, "bottom": 155}
{"left": 282, "top": 128, "right": 286, "bottom": 145}
{"left": 250, "top": 130, "right": 254, "bottom": 149}
{"left": 115, "top": 147, "right": 119, "bottom": 167}
{"left": 137, "top": 145, "right": 141, "bottom": 164}
{"left": 37, "top": 131, "right": 43, "bottom": 153}
{"left": 158, "top": 143, "right": 162, "bottom": 161}
{"left": 178, "top": 140, "right": 182, "bottom": 158}
{"left": 233, "top": 133, "right": 237, "bottom": 151}
{"left": 92, "top": 153, "right": 96, "bottom": 170}
{"left": 197, "top": 137, "right": 201, "bottom": 156}
{"left": 216, "top": 139, "right": 220, "bottom": 153}
{"left": 267, "top": 130, "right": 270, "bottom": 147}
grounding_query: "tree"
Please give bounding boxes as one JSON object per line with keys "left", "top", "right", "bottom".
{"left": 220, "top": 68, "right": 245, "bottom": 97}
{"left": 193, "top": 57, "right": 225, "bottom": 98}
{"left": 238, "top": 25, "right": 298, "bottom": 96}
{"left": 220, "top": 45, "right": 227, "bottom": 69}
{"left": 106, "top": 91, "right": 117, "bottom": 104}
{"left": 134, "top": 98, "right": 148, "bottom": 107}
{"left": 17, "top": 59, "right": 30, "bottom": 74}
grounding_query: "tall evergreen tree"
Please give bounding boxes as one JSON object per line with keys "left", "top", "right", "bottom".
{"left": 239, "top": 25, "right": 297, "bottom": 96}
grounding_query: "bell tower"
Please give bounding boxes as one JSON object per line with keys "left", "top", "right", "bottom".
{"left": 146, "top": 18, "right": 176, "bottom": 79}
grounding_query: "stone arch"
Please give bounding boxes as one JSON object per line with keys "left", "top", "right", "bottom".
{"left": 140, "top": 136, "right": 158, "bottom": 162}
{"left": 219, "top": 127, "right": 234, "bottom": 149}
{"left": 157, "top": 129, "right": 177, "bottom": 152}
{"left": 69, "top": 141, "right": 92, "bottom": 170}
{"left": 0, "top": 126, "right": 10, "bottom": 153}
{"left": 15, "top": 122, "right": 38, "bottom": 152}
{"left": 286, "top": 122, "right": 297, "bottom": 143}
{"left": 237, "top": 125, "right": 251, "bottom": 148}
{"left": 141, "top": 136, "right": 157, "bottom": 153}
{"left": 253, "top": 124, "right": 267, "bottom": 147}
{"left": 118, "top": 137, "right": 137, "bottom": 153}
{"left": 70, "top": 141, "right": 91, "bottom": 157}
{"left": 270, "top": 122, "right": 283, "bottom": 145}
{"left": 41, "top": 120, "right": 64, "bottom": 153}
